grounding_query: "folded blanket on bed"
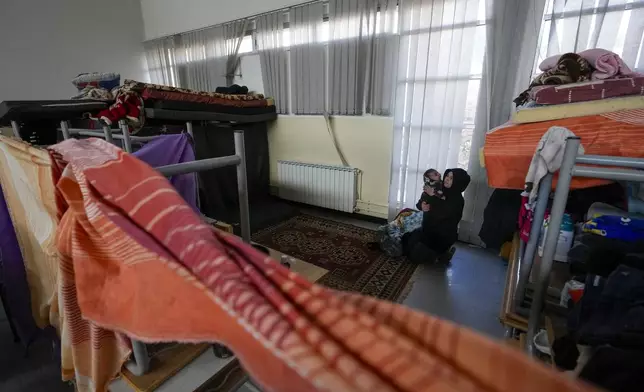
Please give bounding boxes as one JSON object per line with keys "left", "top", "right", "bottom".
{"left": 540, "top": 49, "right": 636, "bottom": 80}
{"left": 514, "top": 53, "right": 592, "bottom": 106}
{"left": 72, "top": 72, "right": 120, "bottom": 91}
{"left": 124, "top": 79, "right": 264, "bottom": 101}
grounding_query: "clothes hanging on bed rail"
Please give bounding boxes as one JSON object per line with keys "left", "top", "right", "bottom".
{"left": 132, "top": 133, "right": 198, "bottom": 211}
{"left": 49, "top": 137, "right": 591, "bottom": 392}
{"left": 0, "top": 186, "right": 39, "bottom": 344}
{"left": 0, "top": 136, "right": 60, "bottom": 331}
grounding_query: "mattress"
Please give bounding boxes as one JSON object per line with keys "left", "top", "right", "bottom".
{"left": 124, "top": 79, "right": 269, "bottom": 108}
{"left": 529, "top": 76, "right": 644, "bottom": 105}
{"left": 141, "top": 88, "right": 271, "bottom": 108}
{"left": 151, "top": 99, "right": 276, "bottom": 114}
{"left": 485, "top": 109, "right": 644, "bottom": 190}
{"left": 144, "top": 108, "right": 277, "bottom": 123}
{"left": 0, "top": 100, "right": 109, "bottom": 123}
{"left": 513, "top": 95, "right": 644, "bottom": 124}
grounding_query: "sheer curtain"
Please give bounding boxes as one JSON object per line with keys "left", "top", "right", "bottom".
{"left": 257, "top": 11, "right": 289, "bottom": 113}
{"left": 365, "top": 0, "right": 399, "bottom": 116}
{"left": 459, "top": 0, "right": 547, "bottom": 244}
{"left": 327, "top": 0, "right": 370, "bottom": 115}
{"left": 144, "top": 37, "right": 179, "bottom": 86}
{"left": 388, "top": 0, "right": 487, "bottom": 218}
{"left": 290, "top": 3, "right": 326, "bottom": 114}
{"left": 222, "top": 20, "right": 250, "bottom": 86}
{"left": 536, "top": 0, "right": 644, "bottom": 72}
{"left": 176, "top": 28, "right": 226, "bottom": 91}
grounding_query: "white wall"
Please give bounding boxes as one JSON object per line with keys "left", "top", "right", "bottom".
{"left": 0, "top": 0, "right": 146, "bottom": 101}
{"left": 141, "top": 0, "right": 307, "bottom": 40}
{"left": 268, "top": 116, "right": 393, "bottom": 218}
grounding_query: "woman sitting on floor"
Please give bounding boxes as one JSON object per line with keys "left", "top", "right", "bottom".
{"left": 370, "top": 168, "right": 470, "bottom": 263}
{"left": 404, "top": 168, "right": 471, "bottom": 263}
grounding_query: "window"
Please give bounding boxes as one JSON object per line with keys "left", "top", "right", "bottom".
{"left": 238, "top": 34, "right": 254, "bottom": 54}
{"left": 533, "top": 0, "right": 644, "bottom": 75}
{"left": 391, "top": 0, "right": 488, "bottom": 209}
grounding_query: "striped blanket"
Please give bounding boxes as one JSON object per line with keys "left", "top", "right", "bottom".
{"left": 50, "top": 138, "right": 592, "bottom": 392}
{"left": 485, "top": 109, "right": 644, "bottom": 190}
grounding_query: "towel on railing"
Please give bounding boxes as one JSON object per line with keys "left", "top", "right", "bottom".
{"left": 50, "top": 137, "right": 594, "bottom": 392}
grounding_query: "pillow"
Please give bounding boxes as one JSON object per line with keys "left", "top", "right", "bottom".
{"left": 72, "top": 72, "right": 121, "bottom": 91}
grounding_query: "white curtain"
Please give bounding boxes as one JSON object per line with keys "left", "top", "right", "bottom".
{"left": 176, "top": 28, "right": 226, "bottom": 91}
{"left": 536, "top": 0, "right": 644, "bottom": 72}
{"left": 387, "top": 0, "right": 547, "bottom": 230}
{"left": 144, "top": 37, "right": 180, "bottom": 86}
{"left": 222, "top": 20, "right": 250, "bottom": 86}
{"left": 388, "top": 0, "right": 487, "bottom": 218}
{"left": 327, "top": 0, "right": 398, "bottom": 115}
{"left": 459, "top": 0, "right": 547, "bottom": 244}
{"left": 290, "top": 3, "right": 326, "bottom": 114}
{"left": 365, "top": 0, "right": 399, "bottom": 116}
{"left": 257, "top": 11, "right": 289, "bottom": 113}
{"left": 328, "top": 0, "right": 369, "bottom": 115}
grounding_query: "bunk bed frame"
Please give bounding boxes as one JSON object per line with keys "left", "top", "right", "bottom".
{"left": 520, "top": 136, "right": 644, "bottom": 355}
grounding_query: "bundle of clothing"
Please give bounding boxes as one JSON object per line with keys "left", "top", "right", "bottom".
{"left": 0, "top": 136, "right": 591, "bottom": 392}
{"left": 514, "top": 49, "right": 639, "bottom": 107}
{"left": 553, "top": 265, "right": 644, "bottom": 391}
{"left": 70, "top": 73, "right": 145, "bottom": 131}
{"left": 89, "top": 80, "right": 144, "bottom": 130}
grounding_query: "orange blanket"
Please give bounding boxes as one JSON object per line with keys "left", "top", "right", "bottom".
{"left": 51, "top": 138, "right": 593, "bottom": 392}
{"left": 485, "top": 109, "right": 644, "bottom": 189}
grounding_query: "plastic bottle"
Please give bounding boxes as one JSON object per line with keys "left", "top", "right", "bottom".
{"left": 538, "top": 213, "right": 574, "bottom": 262}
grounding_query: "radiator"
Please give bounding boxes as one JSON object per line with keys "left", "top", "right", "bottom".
{"left": 277, "top": 161, "right": 359, "bottom": 213}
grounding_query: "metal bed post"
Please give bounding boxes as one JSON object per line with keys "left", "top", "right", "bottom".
{"left": 10, "top": 121, "right": 21, "bottom": 140}
{"left": 102, "top": 125, "right": 113, "bottom": 144}
{"left": 185, "top": 121, "right": 201, "bottom": 210}
{"left": 186, "top": 121, "right": 194, "bottom": 138}
{"left": 60, "top": 121, "right": 71, "bottom": 140}
{"left": 235, "top": 130, "right": 251, "bottom": 243}
{"left": 526, "top": 137, "right": 580, "bottom": 355}
{"left": 514, "top": 173, "right": 553, "bottom": 313}
{"left": 118, "top": 120, "right": 133, "bottom": 153}
{"left": 126, "top": 341, "right": 150, "bottom": 376}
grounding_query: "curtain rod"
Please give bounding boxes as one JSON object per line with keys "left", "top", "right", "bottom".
{"left": 143, "top": 0, "right": 326, "bottom": 43}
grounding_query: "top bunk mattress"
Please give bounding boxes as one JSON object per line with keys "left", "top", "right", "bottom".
{"left": 485, "top": 109, "right": 644, "bottom": 190}
{"left": 513, "top": 95, "right": 644, "bottom": 124}
{"left": 126, "top": 80, "right": 270, "bottom": 108}
{"left": 0, "top": 100, "right": 109, "bottom": 123}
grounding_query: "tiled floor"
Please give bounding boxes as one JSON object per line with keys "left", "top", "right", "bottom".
{"left": 302, "top": 208, "right": 508, "bottom": 339}
{"left": 0, "top": 210, "right": 506, "bottom": 392}
{"left": 0, "top": 307, "right": 73, "bottom": 392}
{"left": 401, "top": 243, "right": 507, "bottom": 338}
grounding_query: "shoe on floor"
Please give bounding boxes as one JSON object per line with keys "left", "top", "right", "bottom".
{"left": 436, "top": 246, "right": 456, "bottom": 265}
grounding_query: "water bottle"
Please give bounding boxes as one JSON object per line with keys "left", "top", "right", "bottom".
{"left": 538, "top": 213, "right": 574, "bottom": 262}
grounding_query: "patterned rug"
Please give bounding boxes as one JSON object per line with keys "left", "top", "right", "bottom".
{"left": 252, "top": 214, "right": 418, "bottom": 302}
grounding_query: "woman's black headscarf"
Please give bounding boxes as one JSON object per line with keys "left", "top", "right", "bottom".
{"left": 442, "top": 168, "right": 471, "bottom": 199}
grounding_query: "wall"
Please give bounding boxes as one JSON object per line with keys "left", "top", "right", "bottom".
{"left": 141, "top": 0, "right": 307, "bottom": 40}
{"left": 0, "top": 0, "right": 146, "bottom": 102}
{"left": 268, "top": 116, "right": 393, "bottom": 218}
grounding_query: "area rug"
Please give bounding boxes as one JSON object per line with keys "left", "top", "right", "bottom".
{"left": 252, "top": 214, "right": 418, "bottom": 302}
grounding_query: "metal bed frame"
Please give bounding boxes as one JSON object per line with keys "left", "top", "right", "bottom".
{"left": 517, "top": 136, "right": 644, "bottom": 355}
{"left": 56, "top": 118, "right": 252, "bottom": 375}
